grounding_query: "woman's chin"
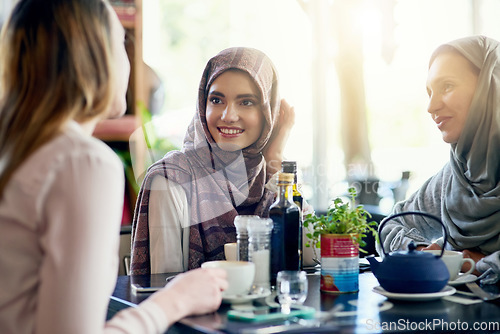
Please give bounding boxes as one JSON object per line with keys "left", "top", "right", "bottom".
{"left": 216, "top": 142, "right": 242, "bottom": 152}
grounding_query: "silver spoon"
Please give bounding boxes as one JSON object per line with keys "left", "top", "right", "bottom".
{"left": 466, "top": 282, "right": 500, "bottom": 302}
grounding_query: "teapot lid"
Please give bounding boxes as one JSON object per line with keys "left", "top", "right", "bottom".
{"left": 390, "top": 241, "right": 428, "bottom": 257}
{"left": 390, "top": 242, "right": 436, "bottom": 258}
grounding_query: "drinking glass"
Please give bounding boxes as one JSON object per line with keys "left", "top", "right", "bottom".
{"left": 276, "top": 270, "right": 308, "bottom": 313}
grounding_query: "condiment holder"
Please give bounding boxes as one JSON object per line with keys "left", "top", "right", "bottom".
{"left": 247, "top": 217, "right": 273, "bottom": 294}
{"left": 234, "top": 215, "right": 260, "bottom": 261}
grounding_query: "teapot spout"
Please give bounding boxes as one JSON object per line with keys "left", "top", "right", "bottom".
{"left": 366, "top": 255, "right": 380, "bottom": 274}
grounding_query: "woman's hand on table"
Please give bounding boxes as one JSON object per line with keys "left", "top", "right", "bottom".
{"left": 462, "top": 249, "right": 484, "bottom": 276}
{"left": 416, "top": 243, "right": 441, "bottom": 251}
{"left": 149, "top": 268, "right": 228, "bottom": 325}
{"left": 263, "top": 98, "right": 295, "bottom": 175}
{"left": 417, "top": 244, "right": 484, "bottom": 276}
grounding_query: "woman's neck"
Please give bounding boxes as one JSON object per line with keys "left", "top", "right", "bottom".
{"left": 77, "top": 118, "right": 100, "bottom": 136}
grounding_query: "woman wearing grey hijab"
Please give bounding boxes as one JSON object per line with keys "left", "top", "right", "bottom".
{"left": 379, "top": 36, "right": 500, "bottom": 284}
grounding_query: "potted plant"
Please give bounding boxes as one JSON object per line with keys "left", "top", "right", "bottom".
{"left": 303, "top": 187, "right": 378, "bottom": 293}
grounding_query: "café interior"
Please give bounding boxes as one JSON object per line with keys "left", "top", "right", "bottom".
{"left": 2, "top": 0, "right": 500, "bottom": 333}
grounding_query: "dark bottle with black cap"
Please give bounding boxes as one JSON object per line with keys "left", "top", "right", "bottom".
{"left": 281, "top": 160, "right": 304, "bottom": 271}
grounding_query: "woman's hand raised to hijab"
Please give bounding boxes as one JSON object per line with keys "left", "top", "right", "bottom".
{"left": 263, "top": 98, "right": 295, "bottom": 175}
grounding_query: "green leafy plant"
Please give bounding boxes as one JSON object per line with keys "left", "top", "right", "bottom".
{"left": 304, "top": 187, "right": 379, "bottom": 254}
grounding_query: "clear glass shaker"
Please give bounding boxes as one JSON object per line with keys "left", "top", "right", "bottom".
{"left": 234, "top": 215, "right": 259, "bottom": 261}
{"left": 247, "top": 217, "right": 274, "bottom": 294}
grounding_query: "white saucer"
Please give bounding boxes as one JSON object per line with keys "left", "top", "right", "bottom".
{"left": 373, "top": 285, "right": 456, "bottom": 301}
{"left": 222, "top": 290, "right": 271, "bottom": 304}
{"left": 448, "top": 274, "right": 478, "bottom": 286}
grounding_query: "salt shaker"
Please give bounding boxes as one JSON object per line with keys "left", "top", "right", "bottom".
{"left": 247, "top": 217, "right": 274, "bottom": 294}
{"left": 234, "top": 215, "right": 259, "bottom": 261}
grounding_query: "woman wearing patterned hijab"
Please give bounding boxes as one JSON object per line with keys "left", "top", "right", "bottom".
{"left": 131, "top": 47, "right": 294, "bottom": 275}
{"left": 379, "top": 36, "right": 500, "bottom": 284}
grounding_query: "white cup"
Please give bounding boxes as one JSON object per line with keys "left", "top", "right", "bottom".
{"left": 201, "top": 260, "right": 255, "bottom": 296}
{"left": 224, "top": 242, "right": 238, "bottom": 261}
{"left": 424, "top": 250, "right": 475, "bottom": 281}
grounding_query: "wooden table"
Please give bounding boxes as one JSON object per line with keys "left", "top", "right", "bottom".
{"left": 108, "top": 270, "right": 500, "bottom": 333}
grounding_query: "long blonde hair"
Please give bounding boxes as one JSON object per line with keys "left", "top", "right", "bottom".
{"left": 0, "top": 0, "right": 116, "bottom": 197}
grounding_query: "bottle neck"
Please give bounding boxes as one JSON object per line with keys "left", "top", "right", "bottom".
{"left": 290, "top": 172, "right": 301, "bottom": 195}
{"left": 277, "top": 182, "right": 294, "bottom": 204}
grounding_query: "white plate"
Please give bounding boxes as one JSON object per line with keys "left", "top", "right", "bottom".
{"left": 222, "top": 290, "right": 271, "bottom": 304}
{"left": 373, "top": 285, "right": 456, "bottom": 301}
{"left": 448, "top": 274, "right": 478, "bottom": 286}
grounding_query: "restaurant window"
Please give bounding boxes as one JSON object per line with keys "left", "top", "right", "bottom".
{"left": 142, "top": 0, "right": 500, "bottom": 213}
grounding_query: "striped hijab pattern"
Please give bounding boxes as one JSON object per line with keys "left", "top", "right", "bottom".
{"left": 131, "top": 47, "right": 280, "bottom": 274}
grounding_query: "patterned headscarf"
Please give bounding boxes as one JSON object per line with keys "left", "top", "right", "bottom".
{"left": 131, "top": 47, "right": 280, "bottom": 274}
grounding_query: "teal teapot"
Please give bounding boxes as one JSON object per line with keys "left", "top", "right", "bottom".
{"left": 367, "top": 211, "right": 450, "bottom": 293}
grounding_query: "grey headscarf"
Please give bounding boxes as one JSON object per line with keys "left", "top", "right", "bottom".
{"left": 379, "top": 36, "right": 500, "bottom": 284}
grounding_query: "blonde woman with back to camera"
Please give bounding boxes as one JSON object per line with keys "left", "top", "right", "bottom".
{"left": 0, "top": 1, "right": 227, "bottom": 333}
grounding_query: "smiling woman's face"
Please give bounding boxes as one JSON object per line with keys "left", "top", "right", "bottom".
{"left": 426, "top": 52, "right": 479, "bottom": 144}
{"left": 205, "top": 70, "right": 264, "bottom": 151}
